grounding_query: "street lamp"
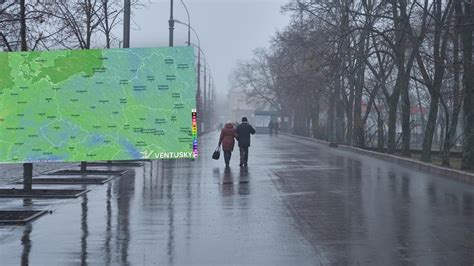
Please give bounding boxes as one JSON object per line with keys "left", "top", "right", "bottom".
{"left": 179, "top": 0, "right": 191, "bottom": 46}
{"left": 188, "top": 44, "right": 212, "bottom": 132}
{"left": 174, "top": 19, "right": 200, "bottom": 48}
{"left": 174, "top": 19, "right": 214, "bottom": 133}
{"left": 175, "top": 20, "right": 203, "bottom": 99}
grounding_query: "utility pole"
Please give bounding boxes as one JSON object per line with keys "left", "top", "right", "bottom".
{"left": 208, "top": 75, "right": 212, "bottom": 131}
{"left": 19, "top": 0, "right": 32, "bottom": 191}
{"left": 169, "top": 0, "right": 174, "bottom": 46}
{"left": 187, "top": 23, "right": 191, "bottom": 47}
{"left": 197, "top": 50, "right": 201, "bottom": 132}
{"left": 203, "top": 63, "right": 207, "bottom": 133}
{"left": 123, "top": 0, "right": 131, "bottom": 48}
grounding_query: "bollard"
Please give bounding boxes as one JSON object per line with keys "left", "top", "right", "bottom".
{"left": 23, "top": 163, "right": 33, "bottom": 192}
{"left": 80, "top": 161, "right": 87, "bottom": 172}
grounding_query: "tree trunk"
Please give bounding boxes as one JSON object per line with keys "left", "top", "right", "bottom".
{"left": 353, "top": 68, "right": 364, "bottom": 148}
{"left": 421, "top": 95, "right": 440, "bottom": 162}
{"left": 85, "top": 0, "right": 92, "bottom": 49}
{"left": 442, "top": 31, "right": 462, "bottom": 166}
{"left": 20, "top": 0, "right": 27, "bottom": 51}
{"left": 387, "top": 94, "right": 399, "bottom": 154}
{"left": 306, "top": 113, "right": 311, "bottom": 137}
{"left": 415, "top": 83, "right": 426, "bottom": 137}
{"left": 345, "top": 82, "right": 354, "bottom": 145}
{"left": 459, "top": 0, "right": 474, "bottom": 170}
{"left": 104, "top": 0, "right": 111, "bottom": 48}
{"left": 336, "top": 89, "right": 345, "bottom": 143}
{"left": 441, "top": 111, "right": 452, "bottom": 166}
{"left": 378, "top": 111, "right": 385, "bottom": 152}
{"left": 401, "top": 76, "right": 411, "bottom": 157}
{"left": 438, "top": 112, "right": 445, "bottom": 152}
{"left": 312, "top": 97, "right": 320, "bottom": 139}
{"left": 353, "top": 13, "right": 370, "bottom": 148}
{"left": 345, "top": 106, "right": 353, "bottom": 145}
{"left": 328, "top": 90, "right": 336, "bottom": 142}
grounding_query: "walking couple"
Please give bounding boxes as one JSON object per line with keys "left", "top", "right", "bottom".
{"left": 218, "top": 117, "right": 256, "bottom": 167}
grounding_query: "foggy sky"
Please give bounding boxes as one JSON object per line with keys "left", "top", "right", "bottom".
{"left": 127, "top": 0, "right": 290, "bottom": 97}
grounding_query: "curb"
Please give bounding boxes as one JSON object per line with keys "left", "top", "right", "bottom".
{"left": 283, "top": 133, "right": 474, "bottom": 185}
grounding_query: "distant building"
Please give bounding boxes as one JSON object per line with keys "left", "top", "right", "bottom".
{"left": 227, "top": 87, "right": 279, "bottom": 133}
{"left": 227, "top": 88, "right": 258, "bottom": 124}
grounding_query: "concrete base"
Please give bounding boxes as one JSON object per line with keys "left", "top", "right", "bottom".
{"left": 83, "top": 161, "right": 144, "bottom": 167}
{"left": 15, "top": 176, "right": 113, "bottom": 185}
{"left": 47, "top": 169, "right": 127, "bottom": 176}
{"left": 0, "top": 210, "right": 48, "bottom": 225}
{"left": 0, "top": 188, "right": 89, "bottom": 198}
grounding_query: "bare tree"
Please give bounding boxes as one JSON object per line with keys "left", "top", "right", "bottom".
{"left": 441, "top": 17, "right": 463, "bottom": 166}
{"left": 232, "top": 0, "right": 473, "bottom": 170}
{"left": 455, "top": 0, "right": 474, "bottom": 170}
{"left": 416, "top": 0, "right": 454, "bottom": 162}
{"left": 54, "top": 0, "right": 104, "bottom": 49}
{"left": 0, "top": 0, "right": 67, "bottom": 52}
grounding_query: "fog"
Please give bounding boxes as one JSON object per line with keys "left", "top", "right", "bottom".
{"left": 127, "top": 0, "right": 290, "bottom": 98}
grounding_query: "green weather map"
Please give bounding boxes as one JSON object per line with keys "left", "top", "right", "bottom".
{"left": 0, "top": 47, "right": 196, "bottom": 163}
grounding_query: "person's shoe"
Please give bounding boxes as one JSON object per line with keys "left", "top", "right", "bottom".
{"left": 239, "top": 163, "right": 243, "bottom": 167}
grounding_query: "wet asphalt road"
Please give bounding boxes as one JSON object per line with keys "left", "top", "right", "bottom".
{"left": 0, "top": 132, "right": 473, "bottom": 265}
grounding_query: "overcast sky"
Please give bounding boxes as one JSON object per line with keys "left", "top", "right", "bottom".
{"left": 128, "top": 0, "right": 291, "bottom": 97}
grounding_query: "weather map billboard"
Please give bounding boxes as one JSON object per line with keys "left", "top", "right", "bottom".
{"left": 0, "top": 47, "right": 196, "bottom": 163}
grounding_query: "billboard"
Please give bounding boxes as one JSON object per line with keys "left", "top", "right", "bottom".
{"left": 0, "top": 47, "right": 196, "bottom": 163}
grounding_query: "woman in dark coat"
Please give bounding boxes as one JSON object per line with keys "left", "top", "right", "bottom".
{"left": 218, "top": 121, "right": 238, "bottom": 167}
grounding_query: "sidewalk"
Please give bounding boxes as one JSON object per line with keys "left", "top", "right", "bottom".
{"left": 0, "top": 133, "right": 318, "bottom": 265}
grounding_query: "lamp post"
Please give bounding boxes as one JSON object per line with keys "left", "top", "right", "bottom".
{"left": 123, "top": 0, "right": 131, "bottom": 48}
{"left": 204, "top": 62, "right": 212, "bottom": 132}
{"left": 180, "top": 0, "right": 191, "bottom": 46}
{"left": 208, "top": 74, "right": 212, "bottom": 131}
{"left": 174, "top": 20, "right": 214, "bottom": 133}
{"left": 174, "top": 20, "right": 203, "bottom": 130}
{"left": 203, "top": 62, "right": 207, "bottom": 131}
{"left": 198, "top": 59, "right": 212, "bottom": 132}
{"left": 169, "top": 0, "right": 174, "bottom": 46}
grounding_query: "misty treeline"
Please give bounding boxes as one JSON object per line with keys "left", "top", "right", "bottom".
{"left": 232, "top": 0, "right": 474, "bottom": 169}
{"left": 0, "top": 0, "right": 144, "bottom": 51}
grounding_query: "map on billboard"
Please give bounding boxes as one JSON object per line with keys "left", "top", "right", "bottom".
{"left": 0, "top": 47, "right": 196, "bottom": 163}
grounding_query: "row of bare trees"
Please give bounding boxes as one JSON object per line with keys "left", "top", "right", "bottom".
{"left": 232, "top": 0, "right": 473, "bottom": 170}
{"left": 0, "top": 0, "right": 142, "bottom": 52}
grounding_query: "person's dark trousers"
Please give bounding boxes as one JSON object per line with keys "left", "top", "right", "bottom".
{"left": 224, "top": 151, "right": 232, "bottom": 166}
{"left": 239, "top": 146, "right": 249, "bottom": 165}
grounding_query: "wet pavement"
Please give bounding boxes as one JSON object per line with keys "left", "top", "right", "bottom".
{"left": 0, "top": 133, "right": 473, "bottom": 265}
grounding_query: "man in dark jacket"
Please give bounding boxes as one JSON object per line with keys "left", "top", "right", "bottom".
{"left": 236, "top": 117, "right": 256, "bottom": 167}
